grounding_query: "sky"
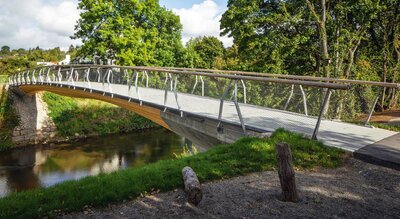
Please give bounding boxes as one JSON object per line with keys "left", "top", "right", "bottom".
{"left": 0, "top": 0, "right": 231, "bottom": 51}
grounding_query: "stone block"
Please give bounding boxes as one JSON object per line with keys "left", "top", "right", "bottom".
{"left": 12, "top": 136, "right": 25, "bottom": 142}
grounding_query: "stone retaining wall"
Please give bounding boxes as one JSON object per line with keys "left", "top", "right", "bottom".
{"left": 9, "top": 87, "right": 57, "bottom": 146}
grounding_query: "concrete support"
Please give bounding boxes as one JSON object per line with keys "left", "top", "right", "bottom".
{"left": 9, "top": 87, "right": 57, "bottom": 146}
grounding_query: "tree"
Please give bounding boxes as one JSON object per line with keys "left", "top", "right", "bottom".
{"left": 186, "top": 36, "right": 225, "bottom": 69}
{"left": 1, "top": 46, "right": 10, "bottom": 55}
{"left": 221, "top": 0, "right": 385, "bottom": 77}
{"left": 72, "top": 0, "right": 183, "bottom": 66}
{"left": 221, "top": 0, "right": 316, "bottom": 74}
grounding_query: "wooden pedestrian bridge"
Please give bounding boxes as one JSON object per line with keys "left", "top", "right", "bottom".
{"left": 8, "top": 65, "right": 400, "bottom": 169}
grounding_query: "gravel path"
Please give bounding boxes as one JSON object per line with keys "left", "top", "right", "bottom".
{"left": 62, "top": 159, "right": 400, "bottom": 218}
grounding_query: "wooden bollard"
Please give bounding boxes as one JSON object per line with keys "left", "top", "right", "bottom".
{"left": 182, "top": 166, "right": 203, "bottom": 206}
{"left": 275, "top": 142, "right": 299, "bottom": 202}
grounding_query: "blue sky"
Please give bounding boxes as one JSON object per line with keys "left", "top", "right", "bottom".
{"left": 0, "top": 0, "right": 232, "bottom": 50}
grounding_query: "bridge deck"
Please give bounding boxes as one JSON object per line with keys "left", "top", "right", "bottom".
{"left": 57, "top": 82, "right": 398, "bottom": 153}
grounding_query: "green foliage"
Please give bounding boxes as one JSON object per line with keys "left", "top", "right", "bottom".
{"left": 174, "top": 144, "right": 198, "bottom": 159}
{"left": 186, "top": 36, "right": 225, "bottom": 69}
{"left": 0, "top": 86, "right": 19, "bottom": 151}
{"left": 0, "top": 57, "right": 35, "bottom": 75}
{"left": 0, "top": 46, "right": 71, "bottom": 75}
{"left": 42, "top": 92, "right": 157, "bottom": 137}
{"left": 0, "top": 46, "right": 10, "bottom": 55}
{"left": 220, "top": 0, "right": 400, "bottom": 109}
{"left": 73, "top": 0, "right": 183, "bottom": 66}
{"left": 0, "top": 129, "right": 346, "bottom": 218}
{"left": 0, "top": 75, "right": 8, "bottom": 83}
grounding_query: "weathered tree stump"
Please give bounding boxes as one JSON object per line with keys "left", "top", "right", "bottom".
{"left": 182, "top": 166, "right": 203, "bottom": 206}
{"left": 275, "top": 142, "right": 299, "bottom": 202}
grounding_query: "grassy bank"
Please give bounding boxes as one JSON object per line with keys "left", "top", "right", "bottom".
{"left": 0, "top": 85, "right": 19, "bottom": 151}
{"left": 368, "top": 122, "right": 400, "bottom": 132}
{"left": 43, "top": 92, "right": 157, "bottom": 137}
{"left": 0, "top": 129, "right": 346, "bottom": 218}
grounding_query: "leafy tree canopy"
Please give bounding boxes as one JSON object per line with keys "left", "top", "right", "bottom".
{"left": 72, "top": 0, "right": 183, "bottom": 66}
{"left": 186, "top": 36, "right": 225, "bottom": 69}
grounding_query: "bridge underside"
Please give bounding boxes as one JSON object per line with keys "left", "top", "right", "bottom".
{"left": 19, "top": 82, "right": 398, "bottom": 151}
{"left": 19, "top": 84, "right": 255, "bottom": 149}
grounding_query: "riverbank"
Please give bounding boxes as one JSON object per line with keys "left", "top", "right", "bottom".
{"left": 42, "top": 92, "right": 157, "bottom": 137}
{"left": 0, "top": 90, "right": 158, "bottom": 151}
{"left": 64, "top": 158, "right": 399, "bottom": 218}
{"left": 0, "top": 129, "right": 184, "bottom": 198}
{"left": 0, "top": 129, "right": 346, "bottom": 218}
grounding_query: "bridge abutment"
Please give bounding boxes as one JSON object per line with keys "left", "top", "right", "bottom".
{"left": 9, "top": 87, "right": 57, "bottom": 146}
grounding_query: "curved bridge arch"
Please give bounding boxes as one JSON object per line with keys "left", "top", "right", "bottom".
{"left": 19, "top": 85, "right": 170, "bottom": 130}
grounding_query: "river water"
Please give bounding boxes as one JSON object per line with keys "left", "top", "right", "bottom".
{"left": 0, "top": 129, "right": 189, "bottom": 198}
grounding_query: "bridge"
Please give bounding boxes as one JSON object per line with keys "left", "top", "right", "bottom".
{"left": 8, "top": 65, "right": 400, "bottom": 169}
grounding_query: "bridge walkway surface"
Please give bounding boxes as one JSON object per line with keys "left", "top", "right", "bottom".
{"left": 42, "top": 81, "right": 399, "bottom": 170}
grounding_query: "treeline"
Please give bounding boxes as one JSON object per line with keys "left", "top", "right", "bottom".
{"left": 0, "top": 46, "right": 78, "bottom": 75}
{"left": 72, "top": 0, "right": 399, "bottom": 111}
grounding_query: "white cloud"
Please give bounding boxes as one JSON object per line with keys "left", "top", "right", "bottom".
{"left": 0, "top": 0, "right": 80, "bottom": 50}
{"left": 36, "top": 1, "right": 80, "bottom": 36}
{"left": 0, "top": 0, "right": 233, "bottom": 50}
{"left": 172, "top": 0, "right": 233, "bottom": 47}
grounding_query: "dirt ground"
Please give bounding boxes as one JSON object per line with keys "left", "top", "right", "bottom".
{"left": 359, "top": 109, "right": 400, "bottom": 123}
{"left": 62, "top": 158, "right": 400, "bottom": 219}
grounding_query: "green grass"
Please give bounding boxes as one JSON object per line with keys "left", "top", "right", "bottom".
{"left": 42, "top": 92, "right": 157, "bottom": 137}
{"left": 368, "top": 122, "right": 400, "bottom": 132}
{"left": 0, "top": 129, "right": 346, "bottom": 218}
{"left": 349, "top": 120, "right": 400, "bottom": 132}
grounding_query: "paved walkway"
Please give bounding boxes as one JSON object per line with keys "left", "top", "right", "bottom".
{"left": 52, "top": 82, "right": 399, "bottom": 168}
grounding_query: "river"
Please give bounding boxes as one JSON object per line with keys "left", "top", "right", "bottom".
{"left": 0, "top": 129, "right": 191, "bottom": 198}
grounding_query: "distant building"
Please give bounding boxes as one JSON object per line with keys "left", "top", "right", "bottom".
{"left": 36, "top": 54, "right": 71, "bottom": 66}
{"left": 36, "top": 61, "right": 56, "bottom": 66}
{"left": 58, "top": 55, "right": 71, "bottom": 65}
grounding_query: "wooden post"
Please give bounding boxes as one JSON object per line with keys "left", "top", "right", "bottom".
{"left": 275, "top": 142, "right": 299, "bottom": 202}
{"left": 182, "top": 166, "right": 203, "bottom": 206}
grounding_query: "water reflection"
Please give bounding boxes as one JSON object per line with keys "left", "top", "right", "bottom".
{"left": 0, "top": 129, "right": 186, "bottom": 197}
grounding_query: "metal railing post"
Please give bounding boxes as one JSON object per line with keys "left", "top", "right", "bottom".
{"left": 233, "top": 80, "right": 246, "bottom": 133}
{"left": 365, "top": 88, "right": 381, "bottom": 126}
{"left": 145, "top": 71, "right": 149, "bottom": 88}
{"left": 284, "top": 84, "right": 295, "bottom": 110}
{"left": 173, "top": 74, "right": 182, "bottom": 115}
{"left": 57, "top": 67, "right": 62, "bottom": 86}
{"left": 240, "top": 79, "right": 246, "bottom": 104}
{"left": 200, "top": 76, "right": 204, "bottom": 96}
{"left": 32, "top": 70, "right": 37, "bottom": 84}
{"left": 299, "top": 85, "right": 308, "bottom": 116}
{"left": 46, "top": 68, "right": 51, "bottom": 83}
{"left": 217, "top": 80, "right": 233, "bottom": 132}
{"left": 163, "top": 72, "right": 169, "bottom": 111}
{"left": 106, "top": 69, "right": 113, "bottom": 96}
{"left": 312, "top": 89, "right": 332, "bottom": 140}
{"left": 191, "top": 76, "right": 198, "bottom": 94}
{"left": 134, "top": 71, "right": 142, "bottom": 104}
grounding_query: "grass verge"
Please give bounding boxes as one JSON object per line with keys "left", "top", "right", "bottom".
{"left": 368, "top": 122, "right": 400, "bottom": 132}
{"left": 42, "top": 92, "right": 157, "bottom": 137}
{"left": 0, "top": 129, "right": 346, "bottom": 218}
{"left": 349, "top": 120, "right": 400, "bottom": 132}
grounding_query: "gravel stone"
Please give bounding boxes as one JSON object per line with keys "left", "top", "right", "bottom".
{"left": 62, "top": 159, "right": 400, "bottom": 219}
